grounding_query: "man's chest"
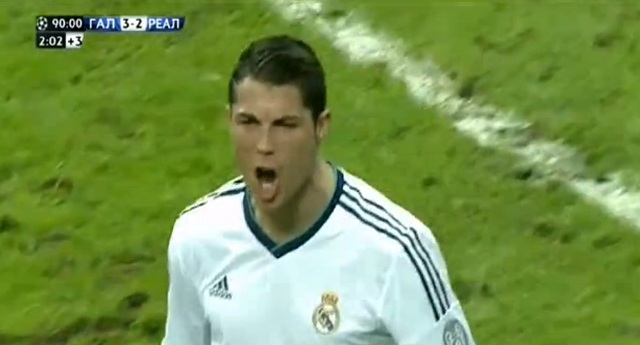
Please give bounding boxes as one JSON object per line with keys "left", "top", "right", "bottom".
{"left": 198, "top": 251, "right": 391, "bottom": 345}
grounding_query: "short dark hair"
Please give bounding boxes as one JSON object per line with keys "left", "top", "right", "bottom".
{"left": 228, "top": 35, "right": 327, "bottom": 121}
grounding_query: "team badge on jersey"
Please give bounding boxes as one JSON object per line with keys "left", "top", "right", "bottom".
{"left": 312, "top": 292, "right": 341, "bottom": 334}
{"left": 442, "top": 318, "right": 469, "bottom": 345}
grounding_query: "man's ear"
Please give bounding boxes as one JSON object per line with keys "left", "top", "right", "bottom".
{"left": 315, "top": 109, "right": 331, "bottom": 142}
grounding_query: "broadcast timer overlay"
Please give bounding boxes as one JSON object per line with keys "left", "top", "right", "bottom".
{"left": 35, "top": 15, "right": 185, "bottom": 49}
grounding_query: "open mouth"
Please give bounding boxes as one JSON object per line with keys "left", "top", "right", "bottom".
{"left": 256, "top": 167, "right": 277, "bottom": 183}
{"left": 254, "top": 167, "right": 279, "bottom": 202}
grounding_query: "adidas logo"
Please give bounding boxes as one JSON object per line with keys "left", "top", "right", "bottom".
{"left": 209, "top": 276, "right": 232, "bottom": 299}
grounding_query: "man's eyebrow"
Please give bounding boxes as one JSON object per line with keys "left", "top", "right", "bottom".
{"left": 277, "top": 115, "right": 300, "bottom": 120}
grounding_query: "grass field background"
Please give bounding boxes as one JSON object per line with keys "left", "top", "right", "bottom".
{"left": 1, "top": 1, "right": 639, "bottom": 344}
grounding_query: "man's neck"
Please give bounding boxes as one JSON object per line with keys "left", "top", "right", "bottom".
{"left": 253, "top": 161, "right": 336, "bottom": 245}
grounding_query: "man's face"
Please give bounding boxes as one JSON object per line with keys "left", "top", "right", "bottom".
{"left": 230, "top": 77, "right": 329, "bottom": 211}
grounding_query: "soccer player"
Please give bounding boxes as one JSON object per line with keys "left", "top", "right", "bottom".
{"left": 162, "top": 35, "right": 476, "bottom": 345}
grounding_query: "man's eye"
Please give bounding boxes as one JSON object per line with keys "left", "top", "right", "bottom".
{"left": 239, "top": 118, "right": 257, "bottom": 125}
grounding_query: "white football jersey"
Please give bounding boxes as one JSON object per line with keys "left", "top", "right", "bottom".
{"left": 162, "top": 167, "right": 476, "bottom": 345}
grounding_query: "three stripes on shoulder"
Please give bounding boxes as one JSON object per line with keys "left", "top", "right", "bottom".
{"left": 180, "top": 176, "right": 245, "bottom": 216}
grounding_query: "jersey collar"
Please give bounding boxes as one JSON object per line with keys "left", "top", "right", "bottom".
{"left": 242, "top": 164, "right": 344, "bottom": 259}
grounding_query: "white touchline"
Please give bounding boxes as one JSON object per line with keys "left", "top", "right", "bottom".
{"left": 267, "top": 0, "right": 640, "bottom": 232}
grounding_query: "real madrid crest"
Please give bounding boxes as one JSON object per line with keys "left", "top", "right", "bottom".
{"left": 312, "top": 292, "right": 340, "bottom": 334}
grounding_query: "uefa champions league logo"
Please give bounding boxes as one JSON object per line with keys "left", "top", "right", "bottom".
{"left": 36, "top": 16, "right": 48, "bottom": 31}
{"left": 443, "top": 318, "right": 469, "bottom": 345}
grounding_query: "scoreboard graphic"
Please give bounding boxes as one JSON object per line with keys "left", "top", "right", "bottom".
{"left": 35, "top": 15, "right": 186, "bottom": 50}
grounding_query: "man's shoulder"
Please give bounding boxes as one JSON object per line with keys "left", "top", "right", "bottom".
{"left": 179, "top": 175, "right": 245, "bottom": 216}
{"left": 168, "top": 176, "right": 250, "bottom": 278}
{"left": 339, "top": 169, "right": 439, "bottom": 249}
{"left": 340, "top": 169, "right": 451, "bottom": 288}
{"left": 171, "top": 175, "right": 246, "bottom": 242}
{"left": 341, "top": 170, "right": 426, "bottom": 228}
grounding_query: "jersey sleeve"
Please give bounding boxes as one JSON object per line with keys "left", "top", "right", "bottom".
{"left": 161, "top": 220, "right": 209, "bottom": 345}
{"left": 376, "top": 227, "right": 476, "bottom": 345}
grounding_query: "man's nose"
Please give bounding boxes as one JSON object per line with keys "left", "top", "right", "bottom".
{"left": 256, "top": 128, "right": 274, "bottom": 155}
